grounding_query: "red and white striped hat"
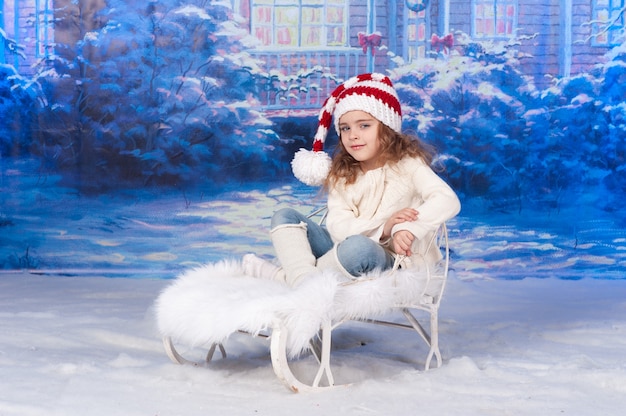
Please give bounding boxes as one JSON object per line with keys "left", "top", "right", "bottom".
{"left": 291, "top": 73, "right": 402, "bottom": 186}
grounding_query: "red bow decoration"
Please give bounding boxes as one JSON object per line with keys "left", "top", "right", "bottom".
{"left": 431, "top": 33, "right": 454, "bottom": 53}
{"left": 358, "top": 31, "right": 382, "bottom": 54}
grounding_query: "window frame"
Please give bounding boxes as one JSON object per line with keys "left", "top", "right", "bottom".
{"left": 403, "top": 5, "right": 429, "bottom": 61}
{"left": 250, "top": 0, "right": 349, "bottom": 49}
{"left": 471, "top": 0, "right": 518, "bottom": 40}
{"left": 35, "top": 0, "right": 54, "bottom": 59}
{"left": 591, "top": 0, "right": 625, "bottom": 46}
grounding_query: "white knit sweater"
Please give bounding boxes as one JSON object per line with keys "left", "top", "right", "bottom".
{"left": 326, "top": 156, "right": 461, "bottom": 265}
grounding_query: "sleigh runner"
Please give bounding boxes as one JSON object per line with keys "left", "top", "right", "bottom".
{"left": 155, "top": 222, "right": 450, "bottom": 392}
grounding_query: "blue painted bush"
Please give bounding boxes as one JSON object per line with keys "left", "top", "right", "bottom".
{"left": 394, "top": 34, "right": 626, "bottom": 216}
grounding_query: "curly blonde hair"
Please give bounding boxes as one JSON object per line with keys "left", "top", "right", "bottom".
{"left": 324, "top": 123, "right": 435, "bottom": 189}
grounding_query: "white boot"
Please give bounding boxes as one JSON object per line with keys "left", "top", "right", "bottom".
{"left": 242, "top": 253, "right": 282, "bottom": 280}
{"left": 315, "top": 246, "right": 355, "bottom": 282}
{"left": 270, "top": 222, "right": 316, "bottom": 287}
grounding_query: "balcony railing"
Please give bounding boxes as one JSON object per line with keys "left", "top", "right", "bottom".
{"left": 249, "top": 48, "right": 368, "bottom": 111}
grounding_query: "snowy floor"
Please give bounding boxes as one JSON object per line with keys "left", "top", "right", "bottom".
{"left": 2, "top": 178, "right": 625, "bottom": 414}
{"left": 1, "top": 271, "right": 625, "bottom": 416}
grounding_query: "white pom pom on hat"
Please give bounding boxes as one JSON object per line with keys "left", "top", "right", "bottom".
{"left": 291, "top": 73, "right": 403, "bottom": 186}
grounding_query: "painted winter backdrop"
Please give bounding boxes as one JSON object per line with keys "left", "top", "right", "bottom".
{"left": 1, "top": 0, "right": 624, "bottom": 278}
{"left": 0, "top": 1, "right": 625, "bottom": 414}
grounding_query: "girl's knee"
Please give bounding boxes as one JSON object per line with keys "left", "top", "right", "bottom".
{"left": 271, "top": 208, "right": 303, "bottom": 228}
{"left": 339, "top": 235, "right": 373, "bottom": 253}
{"left": 336, "top": 235, "right": 389, "bottom": 275}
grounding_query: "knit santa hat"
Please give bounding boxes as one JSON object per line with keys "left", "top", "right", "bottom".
{"left": 291, "top": 73, "right": 403, "bottom": 186}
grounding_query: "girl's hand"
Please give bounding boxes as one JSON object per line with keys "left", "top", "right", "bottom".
{"left": 381, "top": 208, "right": 418, "bottom": 241}
{"left": 392, "top": 230, "right": 415, "bottom": 256}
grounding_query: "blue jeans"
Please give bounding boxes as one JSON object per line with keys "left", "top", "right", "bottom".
{"left": 271, "top": 208, "right": 395, "bottom": 277}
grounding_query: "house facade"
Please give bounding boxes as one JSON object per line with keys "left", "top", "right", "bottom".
{"left": 439, "top": 0, "right": 624, "bottom": 83}
{"left": 231, "top": 0, "right": 624, "bottom": 108}
{"left": 2, "top": 1, "right": 624, "bottom": 103}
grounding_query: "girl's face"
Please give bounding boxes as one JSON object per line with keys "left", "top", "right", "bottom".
{"left": 338, "top": 110, "right": 382, "bottom": 172}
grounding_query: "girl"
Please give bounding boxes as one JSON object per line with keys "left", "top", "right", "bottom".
{"left": 243, "top": 73, "right": 461, "bottom": 287}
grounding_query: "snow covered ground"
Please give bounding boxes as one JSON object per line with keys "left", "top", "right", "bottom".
{"left": 1, "top": 271, "right": 625, "bottom": 415}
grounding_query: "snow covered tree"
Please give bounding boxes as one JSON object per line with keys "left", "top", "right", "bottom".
{"left": 33, "top": 0, "right": 283, "bottom": 191}
{"left": 392, "top": 33, "right": 543, "bottom": 213}
{"left": 392, "top": 31, "right": 626, "bottom": 215}
{"left": 539, "top": 40, "right": 626, "bottom": 212}
{"left": 0, "top": 64, "right": 44, "bottom": 157}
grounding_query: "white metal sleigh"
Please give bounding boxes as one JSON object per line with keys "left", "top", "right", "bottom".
{"left": 155, "top": 221, "right": 450, "bottom": 392}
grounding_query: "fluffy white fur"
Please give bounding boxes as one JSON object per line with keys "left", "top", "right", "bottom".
{"left": 155, "top": 258, "right": 437, "bottom": 358}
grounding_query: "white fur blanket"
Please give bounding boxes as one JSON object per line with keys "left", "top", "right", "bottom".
{"left": 155, "top": 259, "right": 436, "bottom": 358}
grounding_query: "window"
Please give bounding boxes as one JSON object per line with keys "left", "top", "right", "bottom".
{"left": 592, "top": 0, "right": 625, "bottom": 46}
{"left": 1, "top": 0, "right": 53, "bottom": 68}
{"left": 34, "top": 0, "right": 54, "bottom": 58}
{"left": 472, "top": 0, "right": 517, "bottom": 39}
{"left": 405, "top": 7, "right": 428, "bottom": 61}
{"left": 251, "top": 0, "right": 348, "bottom": 48}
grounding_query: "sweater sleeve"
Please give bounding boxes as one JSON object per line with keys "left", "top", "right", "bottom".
{"left": 391, "top": 162, "right": 461, "bottom": 241}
